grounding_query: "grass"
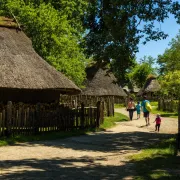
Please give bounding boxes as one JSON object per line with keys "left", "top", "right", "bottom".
{"left": 129, "top": 137, "right": 180, "bottom": 180}
{"left": 114, "top": 103, "right": 125, "bottom": 108}
{"left": 151, "top": 104, "right": 178, "bottom": 118}
{"left": 0, "top": 129, "right": 93, "bottom": 147}
{"left": 150, "top": 101, "right": 158, "bottom": 106}
{"left": 100, "top": 112, "right": 129, "bottom": 129}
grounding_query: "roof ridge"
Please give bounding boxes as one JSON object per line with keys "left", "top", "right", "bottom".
{"left": 0, "top": 16, "right": 19, "bottom": 29}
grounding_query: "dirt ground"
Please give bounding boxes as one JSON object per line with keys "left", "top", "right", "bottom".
{"left": 0, "top": 108, "right": 178, "bottom": 180}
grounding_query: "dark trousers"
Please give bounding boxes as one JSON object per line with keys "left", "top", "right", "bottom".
{"left": 129, "top": 109, "right": 134, "bottom": 120}
{"left": 155, "top": 124, "right": 160, "bottom": 131}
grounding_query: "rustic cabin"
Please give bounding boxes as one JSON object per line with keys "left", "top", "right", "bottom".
{"left": 137, "top": 76, "right": 161, "bottom": 100}
{"left": 75, "top": 66, "right": 127, "bottom": 117}
{"left": 0, "top": 16, "right": 81, "bottom": 103}
{"left": 0, "top": 17, "right": 101, "bottom": 136}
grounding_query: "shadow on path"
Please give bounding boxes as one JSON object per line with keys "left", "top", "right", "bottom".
{"left": 0, "top": 130, "right": 176, "bottom": 179}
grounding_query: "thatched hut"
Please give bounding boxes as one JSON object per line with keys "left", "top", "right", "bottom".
{"left": 122, "top": 85, "right": 140, "bottom": 95}
{"left": 80, "top": 66, "right": 127, "bottom": 116}
{"left": 0, "top": 17, "right": 81, "bottom": 103}
{"left": 137, "top": 76, "right": 161, "bottom": 99}
{"left": 82, "top": 67, "right": 127, "bottom": 97}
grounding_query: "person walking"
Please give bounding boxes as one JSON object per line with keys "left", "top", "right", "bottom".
{"left": 153, "top": 114, "right": 161, "bottom": 132}
{"left": 127, "top": 97, "right": 136, "bottom": 120}
{"left": 141, "top": 95, "right": 151, "bottom": 126}
{"left": 136, "top": 101, "right": 141, "bottom": 119}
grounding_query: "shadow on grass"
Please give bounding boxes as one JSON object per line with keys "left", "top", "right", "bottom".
{"left": 129, "top": 138, "right": 180, "bottom": 179}
{"left": 130, "top": 154, "right": 180, "bottom": 180}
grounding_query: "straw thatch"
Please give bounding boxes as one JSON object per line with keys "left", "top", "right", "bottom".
{"left": 0, "top": 17, "right": 81, "bottom": 102}
{"left": 82, "top": 67, "right": 127, "bottom": 97}
{"left": 137, "top": 77, "right": 161, "bottom": 96}
{"left": 123, "top": 85, "right": 140, "bottom": 94}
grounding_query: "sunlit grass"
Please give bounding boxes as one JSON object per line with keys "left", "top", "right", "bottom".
{"left": 129, "top": 137, "right": 180, "bottom": 180}
{"left": 150, "top": 101, "right": 158, "bottom": 106}
{"left": 100, "top": 112, "right": 129, "bottom": 129}
{"left": 148, "top": 101, "right": 178, "bottom": 118}
{"left": 151, "top": 106, "right": 178, "bottom": 118}
{"left": 114, "top": 103, "right": 125, "bottom": 108}
{"left": 130, "top": 138, "right": 176, "bottom": 161}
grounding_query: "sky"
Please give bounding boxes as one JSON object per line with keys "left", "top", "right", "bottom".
{"left": 136, "top": 14, "right": 180, "bottom": 61}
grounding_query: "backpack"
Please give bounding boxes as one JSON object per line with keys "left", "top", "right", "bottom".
{"left": 145, "top": 101, "right": 152, "bottom": 112}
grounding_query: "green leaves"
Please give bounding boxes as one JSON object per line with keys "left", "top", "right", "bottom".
{"left": 2, "top": 0, "right": 88, "bottom": 86}
{"left": 160, "top": 71, "right": 180, "bottom": 98}
{"left": 157, "top": 32, "right": 180, "bottom": 75}
{"left": 84, "top": 0, "right": 180, "bottom": 83}
{"left": 128, "top": 56, "right": 156, "bottom": 88}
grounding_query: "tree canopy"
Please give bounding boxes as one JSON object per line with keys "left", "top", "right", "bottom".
{"left": 0, "top": 0, "right": 180, "bottom": 86}
{"left": 0, "top": 0, "right": 88, "bottom": 86}
{"left": 128, "top": 56, "right": 156, "bottom": 88}
{"left": 84, "top": 0, "right": 180, "bottom": 82}
{"left": 157, "top": 32, "right": 180, "bottom": 75}
{"left": 160, "top": 70, "right": 180, "bottom": 98}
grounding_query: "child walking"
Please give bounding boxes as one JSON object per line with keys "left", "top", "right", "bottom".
{"left": 136, "top": 102, "right": 141, "bottom": 119}
{"left": 153, "top": 114, "right": 161, "bottom": 132}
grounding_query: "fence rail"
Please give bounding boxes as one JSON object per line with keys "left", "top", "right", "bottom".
{"left": 0, "top": 101, "right": 104, "bottom": 137}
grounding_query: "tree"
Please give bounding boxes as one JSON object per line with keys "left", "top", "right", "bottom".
{"left": 157, "top": 32, "right": 180, "bottom": 75}
{"left": 1, "top": 0, "right": 88, "bottom": 86}
{"left": 84, "top": 0, "right": 180, "bottom": 83}
{"left": 160, "top": 71, "right": 180, "bottom": 97}
{"left": 128, "top": 56, "right": 156, "bottom": 88}
{"left": 160, "top": 70, "right": 180, "bottom": 149}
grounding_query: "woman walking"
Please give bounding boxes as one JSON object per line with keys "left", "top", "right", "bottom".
{"left": 127, "top": 98, "right": 136, "bottom": 120}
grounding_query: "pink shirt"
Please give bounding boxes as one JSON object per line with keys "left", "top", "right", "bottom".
{"left": 155, "top": 117, "right": 161, "bottom": 124}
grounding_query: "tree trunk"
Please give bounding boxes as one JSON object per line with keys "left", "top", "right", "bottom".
{"left": 177, "top": 99, "right": 180, "bottom": 150}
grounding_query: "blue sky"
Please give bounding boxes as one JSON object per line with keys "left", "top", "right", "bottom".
{"left": 136, "top": 14, "right": 180, "bottom": 61}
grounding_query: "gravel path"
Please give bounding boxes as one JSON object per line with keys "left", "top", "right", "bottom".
{"left": 0, "top": 108, "right": 178, "bottom": 180}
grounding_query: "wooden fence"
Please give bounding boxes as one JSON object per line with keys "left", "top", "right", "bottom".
{"left": 158, "top": 99, "right": 178, "bottom": 112}
{"left": 60, "top": 95, "right": 125, "bottom": 117}
{"left": 0, "top": 101, "right": 104, "bottom": 137}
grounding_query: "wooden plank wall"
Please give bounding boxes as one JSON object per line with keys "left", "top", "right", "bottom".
{"left": 60, "top": 95, "right": 124, "bottom": 117}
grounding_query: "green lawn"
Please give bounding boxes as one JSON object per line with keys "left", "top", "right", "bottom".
{"left": 129, "top": 137, "right": 180, "bottom": 180}
{"left": 100, "top": 112, "right": 129, "bottom": 129}
{"left": 151, "top": 103, "right": 178, "bottom": 118}
{"left": 0, "top": 130, "right": 89, "bottom": 146}
{"left": 114, "top": 103, "right": 126, "bottom": 108}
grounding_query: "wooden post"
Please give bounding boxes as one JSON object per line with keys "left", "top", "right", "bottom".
{"left": 6, "top": 101, "right": 12, "bottom": 136}
{"left": 96, "top": 101, "right": 100, "bottom": 127}
{"left": 35, "top": 103, "right": 41, "bottom": 134}
{"left": 112, "top": 96, "right": 115, "bottom": 117}
{"left": 80, "top": 103, "right": 85, "bottom": 129}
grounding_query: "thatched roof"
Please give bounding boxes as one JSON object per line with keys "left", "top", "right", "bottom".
{"left": 82, "top": 67, "right": 127, "bottom": 97}
{"left": 123, "top": 85, "right": 140, "bottom": 94}
{"left": 137, "top": 77, "right": 161, "bottom": 96}
{"left": 0, "top": 17, "right": 81, "bottom": 102}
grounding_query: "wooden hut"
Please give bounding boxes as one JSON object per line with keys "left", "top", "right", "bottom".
{"left": 0, "top": 17, "right": 81, "bottom": 103}
{"left": 80, "top": 66, "right": 127, "bottom": 116}
{"left": 137, "top": 76, "right": 161, "bottom": 100}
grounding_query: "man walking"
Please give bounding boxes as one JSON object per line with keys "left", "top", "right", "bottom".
{"left": 141, "top": 95, "right": 151, "bottom": 126}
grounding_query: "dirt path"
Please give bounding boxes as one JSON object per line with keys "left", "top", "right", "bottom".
{"left": 0, "top": 108, "right": 178, "bottom": 180}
